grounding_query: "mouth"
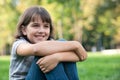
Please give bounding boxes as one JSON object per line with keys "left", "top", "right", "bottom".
{"left": 35, "top": 35, "right": 45, "bottom": 39}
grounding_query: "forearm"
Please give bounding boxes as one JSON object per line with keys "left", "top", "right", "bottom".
{"left": 36, "top": 51, "right": 80, "bottom": 73}
{"left": 33, "top": 41, "right": 78, "bottom": 56}
{"left": 16, "top": 40, "right": 86, "bottom": 59}
{"left": 53, "top": 51, "right": 80, "bottom": 62}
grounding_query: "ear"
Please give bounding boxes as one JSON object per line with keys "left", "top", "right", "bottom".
{"left": 21, "top": 25, "right": 27, "bottom": 35}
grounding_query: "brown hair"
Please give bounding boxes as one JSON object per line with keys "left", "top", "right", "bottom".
{"left": 15, "top": 6, "right": 54, "bottom": 40}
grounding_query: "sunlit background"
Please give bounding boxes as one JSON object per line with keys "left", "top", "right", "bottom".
{"left": 0, "top": 0, "right": 120, "bottom": 54}
{"left": 0, "top": 0, "right": 120, "bottom": 80}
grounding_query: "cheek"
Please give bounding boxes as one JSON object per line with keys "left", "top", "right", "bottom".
{"left": 47, "top": 29, "right": 50, "bottom": 35}
{"left": 26, "top": 31, "right": 35, "bottom": 38}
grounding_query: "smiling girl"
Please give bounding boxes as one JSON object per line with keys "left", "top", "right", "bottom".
{"left": 9, "top": 5, "right": 87, "bottom": 80}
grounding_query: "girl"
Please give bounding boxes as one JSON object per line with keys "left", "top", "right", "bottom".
{"left": 9, "top": 5, "right": 87, "bottom": 80}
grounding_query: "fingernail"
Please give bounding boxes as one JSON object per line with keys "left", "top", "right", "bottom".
{"left": 36, "top": 62, "right": 38, "bottom": 64}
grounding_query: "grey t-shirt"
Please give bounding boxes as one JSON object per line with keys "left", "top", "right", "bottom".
{"left": 9, "top": 38, "right": 34, "bottom": 80}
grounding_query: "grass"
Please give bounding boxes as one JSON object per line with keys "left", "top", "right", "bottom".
{"left": 0, "top": 53, "right": 120, "bottom": 80}
{"left": 0, "top": 56, "right": 10, "bottom": 80}
{"left": 77, "top": 53, "right": 120, "bottom": 80}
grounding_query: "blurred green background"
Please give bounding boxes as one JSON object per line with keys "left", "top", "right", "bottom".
{"left": 0, "top": 0, "right": 120, "bottom": 55}
{"left": 0, "top": 0, "right": 120, "bottom": 80}
{"left": 0, "top": 53, "right": 120, "bottom": 80}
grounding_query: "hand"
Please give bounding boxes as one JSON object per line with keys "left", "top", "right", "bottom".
{"left": 36, "top": 54, "right": 59, "bottom": 73}
{"left": 75, "top": 42, "right": 87, "bottom": 61}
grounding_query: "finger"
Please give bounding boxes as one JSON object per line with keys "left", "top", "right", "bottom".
{"left": 36, "top": 58, "right": 44, "bottom": 64}
{"left": 43, "top": 69, "right": 50, "bottom": 73}
{"left": 39, "top": 65, "right": 44, "bottom": 69}
{"left": 41, "top": 67, "right": 46, "bottom": 71}
{"left": 43, "top": 66, "right": 52, "bottom": 73}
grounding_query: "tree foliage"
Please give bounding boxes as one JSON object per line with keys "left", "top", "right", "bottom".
{"left": 0, "top": 0, "right": 120, "bottom": 55}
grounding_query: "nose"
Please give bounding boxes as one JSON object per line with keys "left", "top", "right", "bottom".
{"left": 38, "top": 27, "right": 45, "bottom": 33}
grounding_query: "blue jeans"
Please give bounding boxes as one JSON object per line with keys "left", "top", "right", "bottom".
{"left": 25, "top": 56, "right": 79, "bottom": 80}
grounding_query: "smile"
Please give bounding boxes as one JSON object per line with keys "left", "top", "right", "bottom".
{"left": 35, "top": 35, "right": 45, "bottom": 38}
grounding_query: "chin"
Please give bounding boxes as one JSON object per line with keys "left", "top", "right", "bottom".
{"left": 35, "top": 40, "right": 46, "bottom": 42}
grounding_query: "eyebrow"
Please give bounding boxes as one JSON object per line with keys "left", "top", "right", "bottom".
{"left": 31, "top": 22, "right": 50, "bottom": 25}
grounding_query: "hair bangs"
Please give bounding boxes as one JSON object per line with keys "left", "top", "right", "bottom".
{"left": 30, "top": 13, "right": 40, "bottom": 22}
{"left": 30, "top": 11, "right": 51, "bottom": 23}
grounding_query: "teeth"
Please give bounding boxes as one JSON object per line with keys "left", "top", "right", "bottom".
{"left": 37, "top": 35, "right": 44, "bottom": 37}
{"left": 35, "top": 34, "right": 45, "bottom": 38}
{"left": 38, "top": 36, "right": 43, "bottom": 37}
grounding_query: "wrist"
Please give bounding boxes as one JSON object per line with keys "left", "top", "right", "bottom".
{"left": 53, "top": 53, "right": 61, "bottom": 62}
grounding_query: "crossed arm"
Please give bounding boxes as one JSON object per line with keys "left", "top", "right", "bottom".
{"left": 17, "top": 41, "right": 87, "bottom": 60}
{"left": 17, "top": 40, "right": 87, "bottom": 73}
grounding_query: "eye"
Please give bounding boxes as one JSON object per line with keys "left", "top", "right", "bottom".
{"left": 32, "top": 24, "right": 39, "bottom": 27}
{"left": 44, "top": 25, "right": 50, "bottom": 28}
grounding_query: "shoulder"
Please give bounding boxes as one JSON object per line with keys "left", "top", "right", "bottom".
{"left": 13, "top": 38, "right": 28, "bottom": 47}
{"left": 11, "top": 38, "right": 29, "bottom": 54}
{"left": 58, "top": 38, "right": 67, "bottom": 41}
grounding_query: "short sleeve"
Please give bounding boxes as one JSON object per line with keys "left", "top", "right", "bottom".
{"left": 11, "top": 39, "right": 28, "bottom": 55}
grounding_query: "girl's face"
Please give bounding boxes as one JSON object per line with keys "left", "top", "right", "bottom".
{"left": 22, "top": 18, "right": 50, "bottom": 43}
